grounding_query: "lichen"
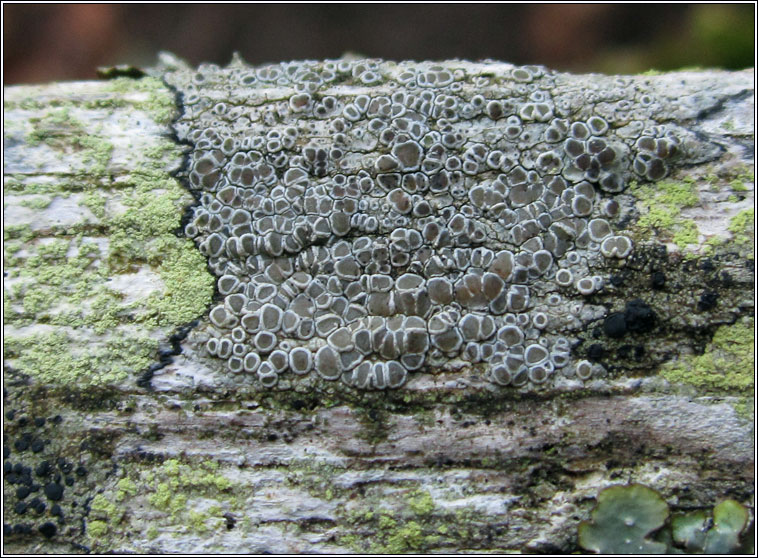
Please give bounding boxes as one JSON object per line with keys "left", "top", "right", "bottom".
{"left": 87, "top": 520, "right": 108, "bottom": 539}
{"left": 4, "top": 330, "right": 159, "bottom": 387}
{"left": 672, "top": 219, "right": 700, "bottom": 250}
{"left": 90, "top": 493, "right": 124, "bottom": 523}
{"left": 660, "top": 316, "right": 754, "bottom": 393}
{"left": 103, "top": 76, "right": 176, "bottom": 125}
{"left": 335, "top": 480, "right": 498, "bottom": 554}
{"left": 69, "top": 456, "right": 237, "bottom": 548}
{"left": 629, "top": 178, "right": 701, "bottom": 249}
{"left": 144, "top": 458, "right": 232, "bottom": 520}
{"left": 27, "top": 108, "right": 79, "bottom": 147}
{"left": 728, "top": 208, "right": 754, "bottom": 252}
{"left": 18, "top": 196, "right": 54, "bottom": 210}
{"left": 146, "top": 526, "right": 159, "bottom": 540}
{"left": 115, "top": 478, "right": 137, "bottom": 502}
{"left": 408, "top": 490, "right": 436, "bottom": 516}
{"left": 3, "top": 76, "right": 214, "bottom": 387}
{"left": 163, "top": 57, "right": 714, "bottom": 392}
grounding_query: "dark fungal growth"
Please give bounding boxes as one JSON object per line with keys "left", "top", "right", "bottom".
{"left": 163, "top": 57, "right": 708, "bottom": 391}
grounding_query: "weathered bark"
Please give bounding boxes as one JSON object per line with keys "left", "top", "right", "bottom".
{"left": 3, "top": 59, "right": 754, "bottom": 553}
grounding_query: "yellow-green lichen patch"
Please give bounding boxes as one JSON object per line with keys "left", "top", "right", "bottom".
{"left": 27, "top": 107, "right": 81, "bottom": 148}
{"left": 104, "top": 76, "right": 177, "bottom": 126}
{"left": 727, "top": 208, "right": 754, "bottom": 253}
{"left": 661, "top": 317, "right": 754, "bottom": 393}
{"left": 18, "top": 195, "right": 54, "bottom": 210}
{"left": 3, "top": 330, "right": 159, "bottom": 387}
{"left": 87, "top": 520, "right": 109, "bottom": 539}
{"left": 4, "top": 77, "right": 176, "bottom": 126}
{"left": 337, "top": 483, "right": 498, "bottom": 554}
{"left": 115, "top": 477, "right": 138, "bottom": 501}
{"left": 141, "top": 459, "right": 233, "bottom": 536}
{"left": 25, "top": 107, "right": 115, "bottom": 178}
{"left": 82, "top": 457, "right": 235, "bottom": 549}
{"left": 90, "top": 493, "right": 125, "bottom": 524}
{"left": 3, "top": 77, "right": 213, "bottom": 387}
{"left": 143, "top": 458, "right": 233, "bottom": 514}
{"left": 629, "top": 178, "right": 702, "bottom": 251}
{"left": 408, "top": 489, "right": 436, "bottom": 516}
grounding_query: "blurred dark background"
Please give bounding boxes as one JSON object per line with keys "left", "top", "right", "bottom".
{"left": 3, "top": 4, "right": 754, "bottom": 85}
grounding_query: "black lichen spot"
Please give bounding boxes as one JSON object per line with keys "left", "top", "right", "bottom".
{"left": 700, "top": 258, "right": 715, "bottom": 272}
{"left": 51, "top": 415, "right": 63, "bottom": 425}
{"left": 623, "top": 299, "right": 657, "bottom": 334}
{"left": 14, "top": 501, "right": 28, "bottom": 515}
{"left": 30, "top": 497, "right": 46, "bottom": 514}
{"left": 16, "top": 486, "right": 31, "bottom": 500}
{"left": 5, "top": 409, "right": 16, "bottom": 420}
{"left": 34, "top": 417, "right": 46, "bottom": 428}
{"left": 30, "top": 440, "right": 44, "bottom": 453}
{"left": 75, "top": 465, "right": 88, "bottom": 477}
{"left": 44, "top": 482, "right": 64, "bottom": 502}
{"left": 13, "top": 523, "right": 32, "bottom": 535}
{"left": 634, "top": 345, "right": 646, "bottom": 361}
{"left": 50, "top": 504, "right": 63, "bottom": 517}
{"left": 13, "top": 438, "right": 29, "bottom": 452}
{"left": 650, "top": 271, "right": 666, "bottom": 290}
{"left": 697, "top": 290, "right": 719, "bottom": 311}
{"left": 618, "top": 345, "right": 631, "bottom": 358}
{"left": 603, "top": 313, "right": 627, "bottom": 338}
{"left": 291, "top": 399, "right": 306, "bottom": 411}
{"left": 609, "top": 274, "right": 625, "bottom": 287}
{"left": 38, "top": 521, "right": 57, "bottom": 538}
{"left": 35, "top": 461, "right": 52, "bottom": 477}
{"left": 587, "top": 344, "right": 605, "bottom": 361}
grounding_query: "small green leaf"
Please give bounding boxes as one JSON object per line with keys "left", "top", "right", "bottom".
{"left": 704, "top": 499, "right": 750, "bottom": 554}
{"left": 671, "top": 510, "right": 709, "bottom": 551}
{"left": 578, "top": 484, "right": 669, "bottom": 554}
